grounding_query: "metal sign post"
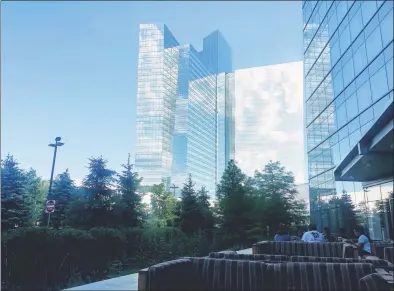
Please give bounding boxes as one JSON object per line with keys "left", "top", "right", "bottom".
{"left": 45, "top": 200, "right": 56, "bottom": 227}
{"left": 47, "top": 212, "right": 51, "bottom": 227}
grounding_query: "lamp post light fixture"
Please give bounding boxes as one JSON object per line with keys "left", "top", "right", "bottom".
{"left": 170, "top": 183, "right": 179, "bottom": 197}
{"left": 47, "top": 137, "right": 65, "bottom": 227}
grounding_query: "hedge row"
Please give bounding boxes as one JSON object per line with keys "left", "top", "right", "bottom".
{"left": 1, "top": 227, "right": 213, "bottom": 291}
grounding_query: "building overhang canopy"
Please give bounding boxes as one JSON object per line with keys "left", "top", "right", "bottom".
{"left": 334, "top": 101, "right": 394, "bottom": 183}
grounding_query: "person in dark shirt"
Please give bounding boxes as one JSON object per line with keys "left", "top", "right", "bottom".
{"left": 274, "top": 223, "right": 291, "bottom": 241}
{"left": 336, "top": 227, "right": 348, "bottom": 242}
{"left": 323, "top": 227, "right": 336, "bottom": 242}
{"left": 297, "top": 230, "right": 305, "bottom": 238}
{"left": 339, "top": 227, "right": 347, "bottom": 238}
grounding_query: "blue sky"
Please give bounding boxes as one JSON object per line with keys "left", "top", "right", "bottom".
{"left": 1, "top": 1, "right": 303, "bottom": 181}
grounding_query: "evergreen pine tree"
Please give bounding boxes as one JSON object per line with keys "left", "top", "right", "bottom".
{"left": 217, "top": 160, "right": 246, "bottom": 201}
{"left": 1, "top": 154, "right": 31, "bottom": 229}
{"left": 83, "top": 156, "right": 116, "bottom": 227}
{"left": 117, "top": 154, "right": 144, "bottom": 227}
{"left": 179, "top": 175, "right": 204, "bottom": 235}
{"left": 216, "top": 160, "right": 254, "bottom": 246}
{"left": 50, "top": 169, "right": 74, "bottom": 229}
{"left": 197, "top": 186, "right": 214, "bottom": 230}
{"left": 197, "top": 186, "right": 211, "bottom": 210}
{"left": 339, "top": 190, "right": 359, "bottom": 237}
{"left": 24, "top": 168, "right": 47, "bottom": 226}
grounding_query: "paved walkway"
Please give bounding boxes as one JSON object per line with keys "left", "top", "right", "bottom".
{"left": 66, "top": 273, "right": 138, "bottom": 290}
{"left": 65, "top": 248, "right": 252, "bottom": 290}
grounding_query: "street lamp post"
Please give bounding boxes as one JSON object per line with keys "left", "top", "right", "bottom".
{"left": 47, "top": 137, "right": 64, "bottom": 227}
{"left": 170, "top": 183, "right": 179, "bottom": 197}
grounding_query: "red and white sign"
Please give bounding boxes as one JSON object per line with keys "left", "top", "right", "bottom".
{"left": 45, "top": 200, "right": 56, "bottom": 213}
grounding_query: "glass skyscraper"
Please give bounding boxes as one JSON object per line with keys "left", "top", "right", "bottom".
{"left": 216, "top": 72, "right": 235, "bottom": 185}
{"left": 135, "top": 24, "right": 234, "bottom": 197}
{"left": 303, "top": 1, "right": 393, "bottom": 239}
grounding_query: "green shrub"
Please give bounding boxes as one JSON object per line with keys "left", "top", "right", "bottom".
{"left": 55, "top": 227, "right": 95, "bottom": 283}
{"left": 1, "top": 226, "right": 214, "bottom": 291}
{"left": 2, "top": 227, "right": 62, "bottom": 290}
{"left": 88, "top": 228, "right": 126, "bottom": 277}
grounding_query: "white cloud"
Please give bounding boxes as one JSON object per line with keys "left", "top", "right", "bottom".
{"left": 235, "top": 61, "right": 305, "bottom": 183}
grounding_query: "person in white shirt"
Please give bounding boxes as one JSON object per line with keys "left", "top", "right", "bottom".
{"left": 301, "top": 224, "right": 327, "bottom": 243}
{"left": 354, "top": 225, "right": 372, "bottom": 257}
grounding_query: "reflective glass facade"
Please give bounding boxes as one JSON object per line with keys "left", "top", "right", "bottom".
{"left": 135, "top": 24, "right": 179, "bottom": 188}
{"left": 135, "top": 24, "right": 234, "bottom": 197}
{"left": 200, "top": 30, "right": 233, "bottom": 75}
{"left": 303, "top": 1, "right": 393, "bottom": 239}
{"left": 216, "top": 73, "right": 235, "bottom": 186}
{"left": 234, "top": 62, "right": 304, "bottom": 179}
{"left": 172, "top": 45, "right": 218, "bottom": 195}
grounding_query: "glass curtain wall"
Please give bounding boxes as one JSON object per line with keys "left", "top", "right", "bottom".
{"left": 187, "top": 46, "right": 217, "bottom": 195}
{"left": 172, "top": 45, "right": 217, "bottom": 196}
{"left": 217, "top": 73, "right": 227, "bottom": 187}
{"left": 225, "top": 73, "right": 236, "bottom": 164}
{"left": 216, "top": 72, "right": 235, "bottom": 187}
{"left": 136, "top": 24, "right": 234, "bottom": 198}
{"left": 171, "top": 45, "right": 190, "bottom": 194}
{"left": 135, "top": 24, "right": 179, "bottom": 189}
{"left": 303, "top": 1, "right": 393, "bottom": 239}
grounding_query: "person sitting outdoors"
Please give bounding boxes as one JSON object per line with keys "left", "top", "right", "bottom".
{"left": 337, "top": 227, "right": 347, "bottom": 241}
{"left": 274, "top": 223, "right": 291, "bottom": 241}
{"left": 301, "top": 224, "right": 326, "bottom": 242}
{"left": 291, "top": 234, "right": 301, "bottom": 241}
{"left": 354, "top": 225, "right": 372, "bottom": 257}
{"left": 323, "top": 227, "right": 336, "bottom": 242}
{"left": 297, "top": 229, "right": 305, "bottom": 239}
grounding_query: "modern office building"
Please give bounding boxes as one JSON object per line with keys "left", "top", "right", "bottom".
{"left": 303, "top": 1, "right": 393, "bottom": 239}
{"left": 234, "top": 62, "right": 304, "bottom": 180}
{"left": 216, "top": 72, "right": 235, "bottom": 186}
{"left": 135, "top": 24, "right": 234, "bottom": 197}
